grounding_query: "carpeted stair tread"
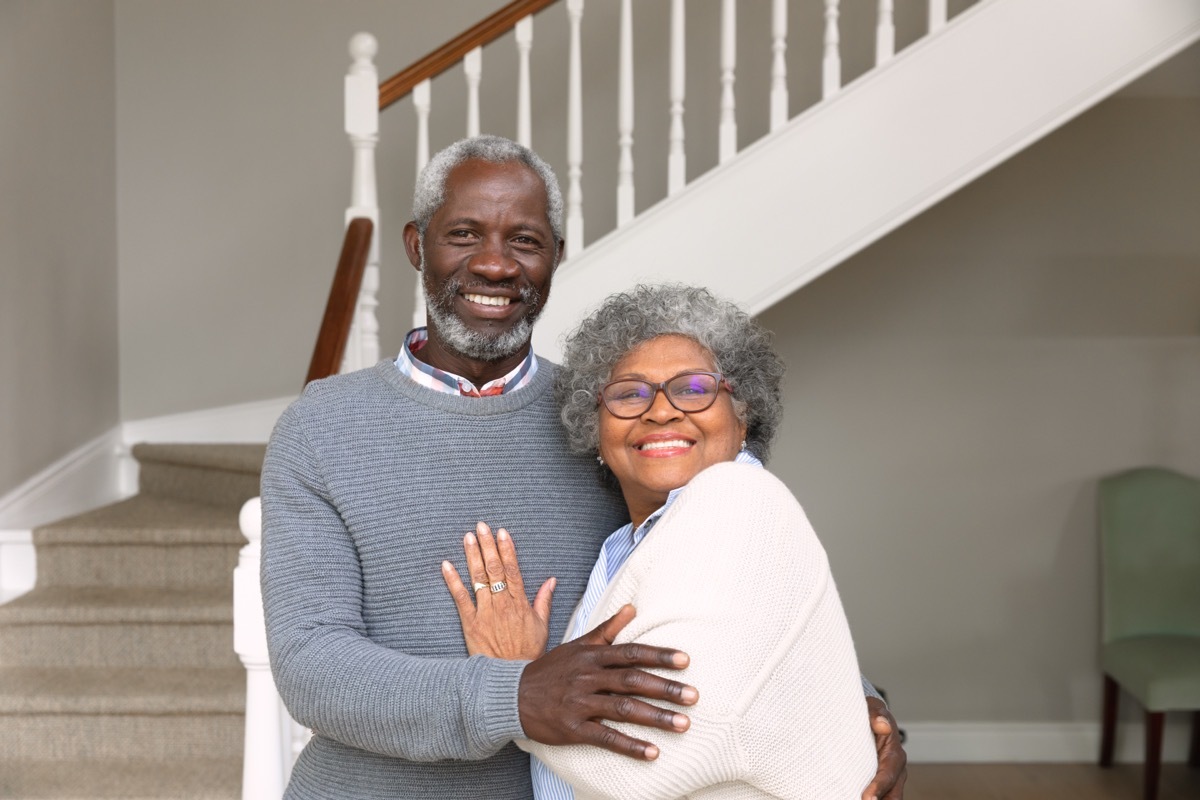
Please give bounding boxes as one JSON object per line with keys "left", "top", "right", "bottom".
{"left": 131, "top": 443, "right": 266, "bottom": 475}
{"left": 34, "top": 495, "right": 243, "bottom": 545}
{"left": 0, "top": 667, "right": 244, "bottom": 714}
{"left": 0, "top": 586, "right": 230, "bottom": 624}
{"left": 0, "top": 758, "right": 239, "bottom": 799}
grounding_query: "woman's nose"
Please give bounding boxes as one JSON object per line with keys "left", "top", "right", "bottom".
{"left": 641, "top": 388, "right": 683, "bottom": 422}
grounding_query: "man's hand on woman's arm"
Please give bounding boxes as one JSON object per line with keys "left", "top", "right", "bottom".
{"left": 518, "top": 604, "right": 697, "bottom": 761}
{"left": 862, "top": 696, "right": 908, "bottom": 800}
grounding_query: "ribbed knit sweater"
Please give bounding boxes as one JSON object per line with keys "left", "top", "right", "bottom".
{"left": 522, "top": 462, "right": 877, "bottom": 799}
{"left": 260, "top": 360, "right": 628, "bottom": 799}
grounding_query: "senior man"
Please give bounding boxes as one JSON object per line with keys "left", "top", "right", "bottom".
{"left": 261, "top": 134, "right": 907, "bottom": 799}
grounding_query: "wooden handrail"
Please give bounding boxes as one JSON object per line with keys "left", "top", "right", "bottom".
{"left": 379, "top": 0, "right": 559, "bottom": 110}
{"left": 306, "top": 218, "right": 373, "bottom": 385}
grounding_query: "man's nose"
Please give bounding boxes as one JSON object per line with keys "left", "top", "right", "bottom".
{"left": 467, "top": 237, "right": 521, "bottom": 281}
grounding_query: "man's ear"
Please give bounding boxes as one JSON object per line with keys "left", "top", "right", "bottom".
{"left": 402, "top": 221, "right": 422, "bottom": 270}
{"left": 553, "top": 238, "right": 566, "bottom": 269}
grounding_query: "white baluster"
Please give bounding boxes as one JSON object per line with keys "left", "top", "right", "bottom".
{"left": 344, "top": 33, "right": 381, "bottom": 372}
{"left": 770, "top": 0, "right": 788, "bottom": 131}
{"left": 464, "top": 46, "right": 482, "bottom": 138}
{"left": 235, "top": 497, "right": 287, "bottom": 799}
{"left": 929, "top": 0, "right": 948, "bottom": 32}
{"left": 876, "top": 0, "right": 895, "bottom": 65}
{"left": 668, "top": 0, "right": 686, "bottom": 195}
{"left": 566, "top": 0, "right": 585, "bottom": 257}
{"left": 412, "top": 78, "right": 431, "bottom": 330}
{"left": 719, "top": 0, "right": 737, "bottom": 164}
{"left": 617, "top": 0, "right": 634, "bottom": 226}
{"left": 822, "top": 0, "right": 841, "bottom": 99}
{"left": 516, "top": 17, "right": 533, "bottom": 147}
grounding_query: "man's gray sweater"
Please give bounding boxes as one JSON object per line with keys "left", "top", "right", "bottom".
{"left": 261, "top": 360, "right": 628, "bottom": 799}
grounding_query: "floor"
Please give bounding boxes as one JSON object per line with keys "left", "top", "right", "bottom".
{"left": 906, "top": 763, "right": 1200, "bottom": 799}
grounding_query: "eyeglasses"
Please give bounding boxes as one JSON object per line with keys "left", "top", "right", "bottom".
{"left": 599, "top": 371, "right": 733, "bottom": 419}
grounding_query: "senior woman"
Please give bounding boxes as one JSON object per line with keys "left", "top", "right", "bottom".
{"left": 443, "top": 284, "right": 878, "bottom": 799}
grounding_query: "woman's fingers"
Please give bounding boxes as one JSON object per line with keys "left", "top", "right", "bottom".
{"left": 463, "top": 527, "right": 490, "bottom": 600}
{"left": 533, "top": 576, "right": 556, "bottom": 624}
{"left": 474, "top": 522, "right": 508, "bottom": 589}
{"left": 494, "top": 527, "right": 526, "bottom": 597}
{"left": 440, "top": 561, "right": 475, "bottom": 624}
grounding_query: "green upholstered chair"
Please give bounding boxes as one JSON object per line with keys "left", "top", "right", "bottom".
{"left": 1097, "top": 467, "right": 1200, "bottom": 800}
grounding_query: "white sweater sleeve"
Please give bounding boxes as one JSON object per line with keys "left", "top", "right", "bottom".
{"left": 522, "top": 463, "right": 876, "bottom": 799}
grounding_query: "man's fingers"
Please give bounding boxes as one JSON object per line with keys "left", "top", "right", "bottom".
{"left": 587, "top": 665, "right": 698, "bottom": 706}
{"left": 573, "top": 720, "right": 661, "bottom": 761}
{"left": 440, "top": 561, "right": 475, "bottom": 623}
{"left": 594, "top": 640, "right": 690, "bottom": 672}
{"left": 585, "top": 692, "right": 692, "bottom": 733}
{"left": 881, "top": 766, "right": 908, "bottom": 800}
{"left": 862, "top": 698, "right": 907, "bottom": 800}
{"left": 494, "top": 527, "right": 526, "bottom": 596}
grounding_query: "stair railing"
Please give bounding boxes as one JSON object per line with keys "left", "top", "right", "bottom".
{"left": 236, "top": 1, "right": 959, "bottom": 795}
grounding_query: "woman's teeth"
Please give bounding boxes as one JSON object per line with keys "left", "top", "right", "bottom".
{"left": 637, "top": 439, "right": 693, "bottom": 451}
{"left": 464, "top": 293, "right": 512, "bottom": 306}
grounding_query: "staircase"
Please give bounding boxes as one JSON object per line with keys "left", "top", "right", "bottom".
{"left": 0, "top": 445, "right": 265, "bottom": 800}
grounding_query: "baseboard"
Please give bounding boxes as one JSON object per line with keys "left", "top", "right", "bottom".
{"left": 0, "top": 428, "right": 126, "bottom": 530}
{"left": 903, "top": 720, "right": 1193, "bottom": 763}
{"left": 121, "top": 395, "right": 294, "bottom": 445}
{"left": 0, "top": 395, "right": 294, "bottom": 600}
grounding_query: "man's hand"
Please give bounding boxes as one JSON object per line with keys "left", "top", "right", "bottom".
{"left": 862, "top": 696, "right": 907, "bottom": 800}
{"left": 518, "top": 604, "right": 696, "bottom": 761}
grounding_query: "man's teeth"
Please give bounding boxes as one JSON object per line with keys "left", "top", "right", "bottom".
{"left": 638, "top": 439, "right": 693, "bottom": 451}
{"left": 464, "top": 293, "right": 512, "bottom": 307}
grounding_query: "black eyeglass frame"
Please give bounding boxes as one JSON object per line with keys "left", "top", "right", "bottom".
{"left": 598, "top": 371, "right": 734, "bottom": 419}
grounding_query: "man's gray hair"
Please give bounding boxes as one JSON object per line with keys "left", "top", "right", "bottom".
{"left": 412, "top": 134, "right": 564, "bottom": 246}
{"left": 556, "top": 284, "right": 785, "bottom": 465}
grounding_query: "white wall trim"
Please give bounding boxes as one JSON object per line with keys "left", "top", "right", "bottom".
{"left": 0, "top": 395, "right": 293, "bottom": 601}
{"left": 903, "top": 720, "right": 1193, "bottom": 764}
{"left": 121, "top": 394, "right": 294, "bottom": 445}
{"left": 0, "top": 427, "right": 125, "bottom": 530}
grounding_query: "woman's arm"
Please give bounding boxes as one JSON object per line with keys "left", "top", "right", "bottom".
{"left": 521, "top": 462, "right": 876, "bottom": 799}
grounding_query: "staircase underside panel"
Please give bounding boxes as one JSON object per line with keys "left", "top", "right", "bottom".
{"left": 533, "top": 0, "right": 1200, "bottom": 360}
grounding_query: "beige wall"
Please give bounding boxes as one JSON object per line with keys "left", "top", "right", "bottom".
{"left": 0, "top": 1, "right": 119, "bottom": 497}
{"left": 759, "top": 95, "right": 1200, "bottom": 722}
{"left": 112, "top": 0, "right": 978, "bottom": 419}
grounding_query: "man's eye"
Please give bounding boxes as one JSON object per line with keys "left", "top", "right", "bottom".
{"left": 513, "top": 235, "right": 540, "bottom": 247}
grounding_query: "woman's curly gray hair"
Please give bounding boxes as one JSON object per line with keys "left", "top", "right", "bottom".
{"left": 557, "top": 284, "right": 785, "bottom": 464}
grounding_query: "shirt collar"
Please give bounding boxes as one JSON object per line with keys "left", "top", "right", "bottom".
{"left": 395, "top": 327, "right": 538, "bottom": 397}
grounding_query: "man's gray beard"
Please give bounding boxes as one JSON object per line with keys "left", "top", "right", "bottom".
{"left": 421, "top": 253, "right": 542, "bottom": 364}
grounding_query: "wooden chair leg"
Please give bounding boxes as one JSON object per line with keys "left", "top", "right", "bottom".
{"left": 1189, "top": 710, "right": 1200, "bottom": 768}
{"left": 1099, "top": 674, "right": 1118, "bottom": 767}
{"left": 1144, "top": 710, "right": 1164, "bottom": 800}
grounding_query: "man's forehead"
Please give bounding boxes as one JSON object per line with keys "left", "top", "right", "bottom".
{"left": 441, "top": 159, "right": 551, "bottom": 218}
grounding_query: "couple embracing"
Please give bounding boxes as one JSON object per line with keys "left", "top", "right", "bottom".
{"left": 261, "top": 135, "right": 908, "bottom": 799}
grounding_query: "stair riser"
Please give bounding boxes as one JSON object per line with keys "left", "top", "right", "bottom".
{"left": 0, "top": 624, "right": 240, "bottom": 669}
{"left": 35, "top": 545, "right": 240, "bottom": 588}
{"left": 0, "top": 713, "right": 243, "bottom": 760}
{"left": 138, "top": 462, "right": 261, "bottom": 509}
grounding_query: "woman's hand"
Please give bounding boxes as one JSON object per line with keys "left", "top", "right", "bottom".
{"left": 441, "top": 522, "right": 555, "bottom": 661}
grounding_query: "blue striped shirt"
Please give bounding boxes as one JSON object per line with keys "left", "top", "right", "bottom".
{"left": 530, "top": 450, "right": 764, "bottom": 799}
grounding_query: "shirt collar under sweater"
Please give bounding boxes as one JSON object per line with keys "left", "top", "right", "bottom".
{"left": 395, "top": 327, "right": 538, "bottom": 397}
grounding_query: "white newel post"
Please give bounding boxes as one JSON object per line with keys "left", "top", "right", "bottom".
{"left": 515, "top": 17, "right": 534, "bottom": 148}
{"left": 770, "top": 0, "right": 788, "bottom": 132}
{"left": 344, "top": 33, "right": 382, "bottom": 373}
{"left": 235, "top": 497, "right": 287, "bottom": 799}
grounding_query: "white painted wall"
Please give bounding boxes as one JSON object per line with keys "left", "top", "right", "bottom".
{"left": 0, "top": 1, "right": 120, "bottom": 500}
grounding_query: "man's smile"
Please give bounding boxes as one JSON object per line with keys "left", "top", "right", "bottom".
{"left": 462, "top": 293, "right": 513, "bottom": 307}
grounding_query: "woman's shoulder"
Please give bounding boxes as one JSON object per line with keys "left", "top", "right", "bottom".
{"left": 681, "top": 460, "right": 799, "bottom": 512}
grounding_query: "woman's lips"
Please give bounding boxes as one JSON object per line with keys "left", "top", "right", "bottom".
{"left": 634, "top": 437, "right": 695, "bottom": 457}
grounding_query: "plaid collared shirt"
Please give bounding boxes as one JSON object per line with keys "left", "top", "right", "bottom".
{"left": 394, "top": 327, "right": 538, "bottom": 397}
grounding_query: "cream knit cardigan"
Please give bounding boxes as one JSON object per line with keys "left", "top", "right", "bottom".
{"left": 521, "top": 462, "right": 876, "bottom": 799}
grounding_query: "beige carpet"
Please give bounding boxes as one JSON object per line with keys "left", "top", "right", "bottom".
{"left": 0, "top": 444, "right": 265, "bottom": 799}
